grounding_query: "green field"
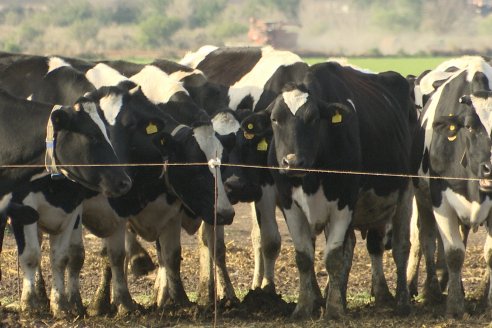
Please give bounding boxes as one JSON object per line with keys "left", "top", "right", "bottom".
{"left": 305, "top": 56, "right": 452, "bottom": 77}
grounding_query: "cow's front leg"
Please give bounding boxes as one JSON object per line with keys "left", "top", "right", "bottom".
{"left": 154, "top": 217, "right": 189, "bottom": 308}
{"left": 251, "top": 184, "right": 281, "bottom": 293}
{"left": 323, "top": 206, "right": 352, "bottom": 320}
{"left": 197, "top": 222, "right": 238, "bottom": 306}
{"left": 15, "top": 222, "right": 42, "bottom": 314}
{"left": 49, "top": 214, "right": 79, "bottom": 319}
{"left": 391, "top": 183, "right": 412, "bottom": 316}
{"left": 66, "top": 217, "right": 85, "bottom": 316}
{"left": 86, "top": 246, "right": 112, "bottom": 316}
{"left": 284, "top": 204, "right": 320, "bottom": 319}
{"left": 105, "top": 223, "right": 137, "bottom": 316}
{"left": 434, "top": 206, "right": 465, "bottom": 319}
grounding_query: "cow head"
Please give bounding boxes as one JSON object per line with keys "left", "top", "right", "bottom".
{"left": 166, "top": 123, "right": 235, "bottom": 225}
{"left": 434, "top": 92, "right": 492, "bottom": 194}
{"left": 241, "top": 81, "right": 357, "bottom": 177}
{"left": 215, "top": 108, "right": 267, "bottom": 204}
{"left": 81, "top": 85, "right": 169, "bottom": 182}
{"left": 52, "top": 103, "right": 132, "bottom": 198}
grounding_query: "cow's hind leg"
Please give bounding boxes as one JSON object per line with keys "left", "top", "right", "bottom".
{"left": 367, "top": 228, "right": 394, "bottom": 305}
{"left": 86, "top": 245, "right": 112, "bottom": 316}
{"left": 125, "top": 227, "right": 155, "bottom": 277}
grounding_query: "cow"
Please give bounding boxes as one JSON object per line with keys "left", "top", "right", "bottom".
{"left": 240, "top": 61, "right": 414, "bottom": 318}
{"left": 409, "top": 56, "right": 492, "bottom": 318}
{"left": 0, "top": 87, "right": 133, "bottom": 298}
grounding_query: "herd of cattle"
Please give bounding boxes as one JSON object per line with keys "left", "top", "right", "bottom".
{"left": 0, "top": 46, "right": 491, "bottom": 320}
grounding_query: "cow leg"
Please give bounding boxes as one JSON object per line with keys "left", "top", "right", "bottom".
{"left": 154, "top": 217, "right": 189, "bottom": 308}
{"left": 407, "top": 197, "right": 421, "bottom": 298}
{"left": 86, "top": 245, "right": 112, "bottom": 316}
{"left": 416, "top": 197, "right": 443, "bottom": 303}
{"left": 434, "top": 207, "right": 465, "bottom": 318}
{"left": 367, "top": 228, "right": 394, "bottom": 305}
{"left": 391, "top": 184, "right": 411, "bottom": 316}
{"left": 197, "top": 222, "right": 238, "bottom": 306}
{"left": 125, "top": 227, "right": 155, "bottom": 277}
{"left": 48, "top": 214, "right": 79, "bottom": 319}
{"left": 66, "top": 217, "right": 85, "bottom": 316}
{"left": 323, "top": 206, "right": 352, "bottom": 320}
{"left": 16, "top": 222, "right": 42, "bottom": 314}
{"left": 251, "top": 184, "right": 280, "bottom": 293}
{"left": 283, "top": 203, "right": 320, "bottom": 319}
{"left": 339, "top": 229, "right": 356, "bottom": 304}
{"left": 105, "top": 224, "right": 137, "bottom": 316}
{"left": 483, "top": 219, "right": 492, "bottom": 313}
{"left": 436, "top": 234, "right": 448, "bottom": 292}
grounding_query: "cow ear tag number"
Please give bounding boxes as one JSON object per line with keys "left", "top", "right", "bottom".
{"left": 448, "top": 124, "right": 457, "bottom": 141}
{"left": 332, "top": 111, "right": 342, "bottom": 124}
{"left": 257, "top": 138, "right": 268, "bottom": 151}
{"left": 146, "top": 122, "right": 158, "bottom": 135}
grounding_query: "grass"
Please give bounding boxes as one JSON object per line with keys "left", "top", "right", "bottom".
{"left": 305, "top": 56, "right": 453, "bottom": 76}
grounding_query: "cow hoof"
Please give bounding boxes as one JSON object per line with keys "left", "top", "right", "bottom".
{"left": 395, "top": 302, "right": 411, "bottom": 316}
{"left": 261, "top": 283, "right": 277, "bottom": 295}
{"left": 68, "top": 293, "right": 86, "bottom": 317}
{"left": 374, "top": 291, "right": 395, "bottom": 306}
{"left": 87, "top": 299, "right": 112, "bottom": 316}
{"left": 21, "top": 294, "right": 44, "bottom": 315}
{"left": 129, "top": 253, "right": 156, "bottom": 277}
{"left": 51, "top": 302, "right": 71, "bottom": 320}
{"left": 291, "top": 306, "right": 312, "bottom": 320}
{"left": 424, "top": 278, "right": 444, "bottom": 304}
{"left": 116, "top": 301, "right": 139, "bottom": 317}
{"left": 324, "top": 302, "right": 344, "bottom": 320}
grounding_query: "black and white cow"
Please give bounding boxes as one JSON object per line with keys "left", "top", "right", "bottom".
{"left": 410, "top": 56, "right": 492, "bottom": 318}
{"left": 241, "top": 61, "right": 414, "bottom": 318}
{"left": 0, "top": 87, "right": 132, "bottom": 296}
{"left": 178, "top": 45, "right": 310, "bottom": 302}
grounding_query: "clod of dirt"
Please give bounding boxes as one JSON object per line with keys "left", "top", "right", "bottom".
{"left": 228, "top": 288, "right": 296, "bottom": 318}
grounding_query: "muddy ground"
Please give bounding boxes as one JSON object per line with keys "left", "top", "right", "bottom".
{"left": 0, "top": 202, "right": 491, "bottom": 327}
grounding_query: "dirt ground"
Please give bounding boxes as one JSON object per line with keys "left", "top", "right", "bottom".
{"left": 0, "top": 202, "right": 491, "bottom": 327}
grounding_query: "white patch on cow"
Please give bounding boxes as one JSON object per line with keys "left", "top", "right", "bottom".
{"left": 347, "top": 98, "right": 356, "bottom": 111}
{"left": 433, "top": 199, "right": 466, "bottom": 253}
{"left": 26, "top": 94, "right": 33, "bottom": 101}
{"left": 211, "top": 111, "right": 240, "bottom": 135}
{"left": 179, "top": 45, "right": 219, "bottom": 68}
{"left": 47, "top": 57, "right": 71, "bottom": 74}
{"left": 471, "top": 94, "right": 492, "bottom": 137}
{"left": 169, "top": 69, "right": 205, "bottom": 82}
{"left": 98, "top": 93, "right": 123, "bottom": 127}
{"left": 81, "top": 101, "right": 113, "bottom": 147}
{"left": 282, "top": 89, "right": 308, "bottom": 116}
{"left": 0, "top": 193, "right": 12, "bottom": 213}
{"left": 327, "top": 57, "right": 374, "bottom": 73}
{"left": 228, "top": 47, "right": 303, "bottom": 110}
{"left": 419, "top": 70, "right": 456, "bottom": 97}
{"left": 129, "top": 65, "right": 188, "bottom": 105}
{"left": 85, "top": 63, "right": 128, "bottom": 88}
{"left": 193, "top": 125, "right": 233, "bottom": 215}
{"left": 30, "top": 172, "right": 49, "bottom": 181}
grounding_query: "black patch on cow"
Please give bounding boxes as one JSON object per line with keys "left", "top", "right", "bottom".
{"left": 237, "top": 95, "right": 254, "bottom": 111}
{"left": 196, "top": 47, "right": 263, "bottom": 86}
{"left": 422, "top": 148, "right": 429, "bottom": 173}
{"left": 11, "top": 217, "right": 26, "bottom": 255}
{"left": 366, "top": 229, "right": 384, "bottom": 255}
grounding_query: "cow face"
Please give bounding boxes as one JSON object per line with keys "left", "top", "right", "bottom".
{"left": 52, "top": 104, "right": 132, "bottom": 198}
{"left": 433, "top": 91, "right": 492, "bottom": 192}
{"left": 242, "top": 83, "right": 356, "bottom": 177}
{"left": 167, "top": 124, "right": 235, "bottom": 225}
{"left": 82, "top": 86, "right": 168, "bottom": 181}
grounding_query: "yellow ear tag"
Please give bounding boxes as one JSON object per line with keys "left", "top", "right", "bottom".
{"left": 247, "top": 123, "right": 254, "bottom": 130}
{"left": 449, "top": 125, "right": 456, "bottom": 131}
{"left": 257, "top": 138, "right": 268, "bottom": 151}
{"left": 332, "top": 111, "right": 342, "bottom": 124}
{"left": 448, "top": 135, "right": 457, "bottom": 142}
{"left": 244, "top": 131, "right": 255, "bottom": 140}
{"left": 146, "top": 122, "right": 158, "bottom": 135}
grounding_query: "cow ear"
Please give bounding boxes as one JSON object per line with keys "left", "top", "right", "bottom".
{"left": 241, "top": 110, "right": 271, "bottom": 138}
{"left": 50, "top": 108, "right": 71, "bottom": 131}
{"left": 432, "top": 115, "right": 463, "bottom": 141}
{"left": 319, "top": 102, "right": 355, "bottom": 125}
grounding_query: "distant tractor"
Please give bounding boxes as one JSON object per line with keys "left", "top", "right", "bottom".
{"left": 248, "top": 17, "right": 299, "bottom": 49}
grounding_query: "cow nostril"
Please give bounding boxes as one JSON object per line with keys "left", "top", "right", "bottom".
{"left": 481, "top": 163, "right": 492, "bottom": 177}
{"left": 282, "top": 157, "right": 290, "bottom": 167}
{"left": 119, "top": 179, "right": 132, "bottom": 192}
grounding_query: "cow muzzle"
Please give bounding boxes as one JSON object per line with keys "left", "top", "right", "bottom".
{"left": 479, "top": 162, "right": 492, "bottom": 193}
{"left": 280, "top": 153, "right": 307, "bottom": 177}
